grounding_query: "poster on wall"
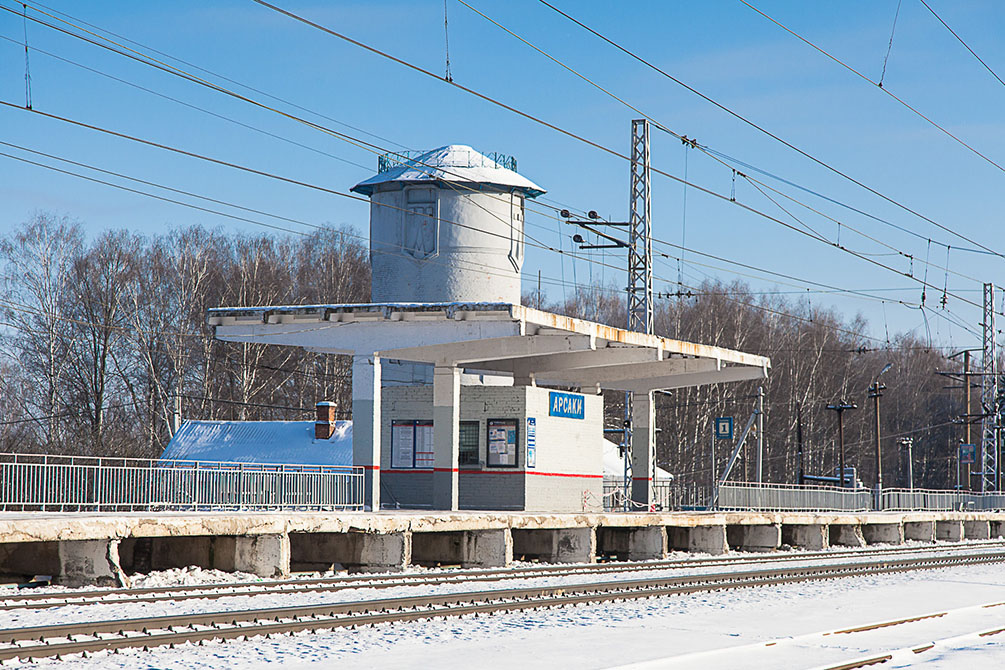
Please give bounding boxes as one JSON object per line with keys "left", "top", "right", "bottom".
{"left": 487, "top": 419, "right": 518, "bottom": 467}
{"left": 526, "top": 417, "right": 536, "bottom": 468}
{"left": 391, "top": 421, "right": 414, "bottom": 469}
{"left": 414, "top": 421, "right": 434, "bottom": 468}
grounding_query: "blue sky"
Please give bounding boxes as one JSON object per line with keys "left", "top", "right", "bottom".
{"left": 2, "top": 1, "right": 1005, "bottom": 349}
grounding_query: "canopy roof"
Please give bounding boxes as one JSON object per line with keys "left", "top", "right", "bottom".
{"left": 208, "top": 303, "right": 770, "bottom": 393}
{"left": 351, "top": 145, "right": 545, "bottom": 198}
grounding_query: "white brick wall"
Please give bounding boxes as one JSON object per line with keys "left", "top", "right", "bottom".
{"left": 380, "top": 385, "right": 603, "bottom": 511}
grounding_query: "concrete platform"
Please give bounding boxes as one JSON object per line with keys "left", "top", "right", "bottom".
{"left": 1, "top": 510, "right": 1002, "bottom": 584}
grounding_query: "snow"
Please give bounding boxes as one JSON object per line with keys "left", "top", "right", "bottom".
{"left": 351, "top": 144, "right": 546, "bottom": 197}
{"left": 160, "top": 420, "right": 352, "bottom": 466}
{"left": 603, "top": 439, "right": 673, "bottom": 480}
{"left": 4, "top": 546, "right": 1004, "bottom": 668}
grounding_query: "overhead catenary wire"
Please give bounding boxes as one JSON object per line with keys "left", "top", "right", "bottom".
{"left": 0, "top": 6, "right": 988, "bottom": 345}
{"left": 918, "top": 0, "right": 1005, "bottom": 89}
{"left": 5, "top": 0, "right": 986, "bottom": 307}
{"left": 534, "top": 0, "right": 1003, "bottom": 259}
{"left": 737, "top": 0, "right": 1005, "bottom": 176}
{"left": 237, "top": 1, "right": 990, "bottom": 317}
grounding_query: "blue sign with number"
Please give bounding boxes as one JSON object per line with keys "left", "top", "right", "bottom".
{"left": 715, "top": 417, "right": 734, "bottom": 440}
{"left": 960, "top": 443, "right": 977, "bottom": 465}
{"left": 549, "top": 391, "right": 585, "bottom": 419}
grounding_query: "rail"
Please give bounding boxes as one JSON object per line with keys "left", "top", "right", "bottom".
{"left": 0, "top": 453, "right": 363, "bottom": 512}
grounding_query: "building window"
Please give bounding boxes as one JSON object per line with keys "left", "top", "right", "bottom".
{"left": 391, "top": 420, "right": 434, "bottom": 469}
{"left": 486, "top": 418, "right": 519, "bottom": 468}
{"left": 459, "top": 421, "right": 480, "bottom": 467}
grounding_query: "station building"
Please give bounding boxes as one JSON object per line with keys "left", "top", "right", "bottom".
{"left": 208, "top": 146, "right": 769, "bottom": 512}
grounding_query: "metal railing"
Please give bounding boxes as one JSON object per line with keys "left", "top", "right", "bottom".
{"left": 716, "top": 482, "right": 873, "bottom": 512}
{"left": 880, "top": 488, "right": 1005, "bottom": 512}
{"left": 602, "top": 478, "right": 709, "bottom": 512}
{"left": 377, "top": 149, "right": 518, "bottom": 173}
{"left": 0, "top": 453, "right": 363, "bottom": 512}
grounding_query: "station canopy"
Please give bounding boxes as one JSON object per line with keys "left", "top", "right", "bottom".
{"left": 208, "top": 303, "right": 769, "bottom": 393}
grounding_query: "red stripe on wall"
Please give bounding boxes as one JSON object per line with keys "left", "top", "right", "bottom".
{"left": 383, "top": 468, "right": 602, "bottom": 479}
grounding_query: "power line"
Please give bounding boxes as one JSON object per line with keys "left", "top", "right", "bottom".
{"left": 918, "top": 0, "right": 1005, "bottom": 89}
{"left": 737, "top": 0, "right": 1005, "bottom": 176}
{"left": 7, "top": 1, "right": 987, "bottom": 321}
{"left": 242, "top": 0, "right": 990, "bottom": 318}
{"left": 534, "top": 0, "right": 1004, "bottom": 259}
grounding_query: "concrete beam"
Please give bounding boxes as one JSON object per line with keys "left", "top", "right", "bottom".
{"left": 411, "top": 530, "right": 513, "bottom": 568}
{"left": 479, "top": 346, "right": 663, "bottom": 376}
{"left": 290, "top": 531, "right": 411, "bottom": 572}
{"left": 862, "top": 523, "right": 904, "bottom": 545}
{"left": 668, "top": 525, "right": 728, "bottom": 555}
{"left": 964, "top": 520, "right": 991, "bottom": 540}
{"left": 512, "top": 527, "right": 596, "bottom": 563}
{"left": 727, "top": 524, "right": 781, "bottom": 552}
{"left": 782, "top": 524, "right": 828, "bottom": 550}
{"left": 904, "top": 521, "right": 936, "bottom": 543}
{"left": 537, "top": 357, "right": 715, "bottom": 387}
{"left": 433, "top": 365, "right": 460, "bottom": 511}
{"left": 936, "top": 520, "right": 964, "bottom": 542}
{"left": 597, "top": 526, "right": 666, "bottom": 561}
{"left": 352, "top": 354, "right": 381, "bottom": 511}
{"left": 624, "top": 365, "right": 768, "bottom": 393}
{"left": 382, "top": 334, "right": 594, "bottom": 366}
{"left": 58, "top": 539, "right": 129, "bottom": 587}
{"left": 829, "top": 524, "right": 866, "bottom": 547}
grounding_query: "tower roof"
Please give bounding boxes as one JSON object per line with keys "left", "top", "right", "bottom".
{"left": 351, "top": 144, "right": 545, "bottom": 198}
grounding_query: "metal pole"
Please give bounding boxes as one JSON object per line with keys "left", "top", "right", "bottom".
{"left": 838, "top": 411, "right": 846, "bottom": 488}
{"left": 796, "top": 401, "right": 804, "bottom": 486}
{"left": 872, "top": 383, "right": 882, "bottom": 491}
{"left": 756, "top": 386, "right": 764, "bottom": 483}
{"left": 965, "top": 350, "right": 972, "bottom": 491}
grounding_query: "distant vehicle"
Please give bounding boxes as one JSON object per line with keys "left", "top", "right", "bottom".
{"left": 803, "top": 466, "right": 865, "bottom": 489}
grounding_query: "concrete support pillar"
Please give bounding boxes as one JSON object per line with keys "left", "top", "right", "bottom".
{"left": 782, "top": 524, "right": 828, "bottom": 550}
{"left": 728, "top": 524, "right": 781, "bottom": 552}
{"left": 991, "top": 520, "right": 1004, "bottom": 538}
{"left": 862, "top": 523, "right": 904, "bottom": 545}
{"left": 58, "top": 539, "right": 129, "bottom": 587}
{"left": 213, "top": 534, "right": 290, "bottom": 578}
{"left": 432, "top": 365, "right": 461, "bottom": 511}
{"left": 352, "top": 355, "right": 381, "bottom": 511}
{"left": 904, "top": 521, "right": 936, "bottom": 542}
{"left": 513, "top": 527, "right": 597, "bottom": 563}
{"left": 829, "top": 524, "right": 866, "bottom": 547}
{"left": 598, "top": 526, "right": 667, "bottom": 560}
{"left": 669, "top": 525, "right": 728, "bottom": 555}
{"left": 411, "top": 530, "right": 512, "bottom": 568}
{"left": 631, "top": 391, "right": 655, "bottom": 509}
{"left": 964, "top": 520, "right": 991, "bottom": 540}
{"left": 936, "top": 520, "right": 964, "bottom": 542}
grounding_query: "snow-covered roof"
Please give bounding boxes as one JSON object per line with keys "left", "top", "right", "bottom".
{"left": 603, "top": 439, "right": 673, "bottom": 481}
{"left": 161, "top": 420, "right": 352, "bottom": 466}
{"left": 351, "top": 144, "right": 545, "bottom": 198}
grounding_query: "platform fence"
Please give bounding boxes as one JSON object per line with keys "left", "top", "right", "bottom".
{"left": 602, "top": 479, "right": 1005, "bottom": 513}
{"left": 0, "top": 453, "right": 364, "bottom": 512}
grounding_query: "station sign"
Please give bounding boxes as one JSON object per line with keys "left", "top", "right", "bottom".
{"left": 715, "top": 416, "right": 734, "bottom": 440}
{"left": 549, "top": 391, "right": 585, "bottom": 419}
{"left": 526, "top": 417, "right": 537, "bottom": 468}
{"left": 960, "top": 443, "right": 977, "bottom": 465}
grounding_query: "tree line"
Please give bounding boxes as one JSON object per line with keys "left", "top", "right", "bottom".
{"left": 0, "top": 213, "right": 973, "bottom": 490}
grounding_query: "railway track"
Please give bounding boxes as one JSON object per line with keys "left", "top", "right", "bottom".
{"left": 1, "top": 546, "right": 1003, "bottom": 662}
{"left": 4, "top": 540, "right": 1002, "bottom": 612}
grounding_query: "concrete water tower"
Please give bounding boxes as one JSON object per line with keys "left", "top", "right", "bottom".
{"left": 352, "top": 145, "right": 545, "bottom": 304}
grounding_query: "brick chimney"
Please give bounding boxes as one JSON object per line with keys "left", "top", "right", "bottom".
{"left": 315, "top": 401, "right": 336, "bottom": 440}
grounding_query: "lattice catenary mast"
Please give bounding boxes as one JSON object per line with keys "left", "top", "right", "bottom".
{"left": 980, "top": 282, "right": 998, "bottom": 493}
{"left": 622, "top": 119, "right": 653, "bottom": 509}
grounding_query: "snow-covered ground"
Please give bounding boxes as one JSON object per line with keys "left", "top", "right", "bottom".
{"left": 3, "top": 548, "right": 1004, "bottom": 668}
